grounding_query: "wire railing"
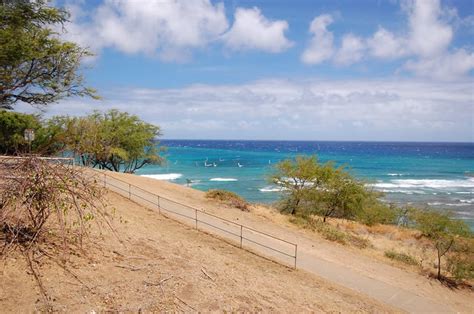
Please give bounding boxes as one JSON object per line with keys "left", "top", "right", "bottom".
{"left": 94, "top": 171, "right": 298, "bottom": 268}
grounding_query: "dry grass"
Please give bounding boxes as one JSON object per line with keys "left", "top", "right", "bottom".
{"left": 205, "top": 189, "right": 249, "bottom": 211}
{"left": 289, "top": 216, "right": 372, "bottom": 249}
{"left": 384, "top": 250, "right": 419, "bottom": 266}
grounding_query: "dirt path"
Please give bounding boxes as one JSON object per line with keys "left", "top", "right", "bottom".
{"left": 99, "top": 171, "right": 474, "bottom": 313}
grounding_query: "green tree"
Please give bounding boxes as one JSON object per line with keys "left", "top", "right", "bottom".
{"left": 46, "top": 110, "right": 164, "bottom": 173}
{"left": 413, "top": 209, "right": 472, "bottom": 280}
{"left": 271, "top": 156, "right": 380, "bottom": 222}
{"left": 0, "top": 0, "right": 97, "bottom": 109}
{"left": 270, "top": 156, "right": 334, "bottom": 215}
{"left": 314, "top": 169, "right": 369, "bottom": 222}
{"left": 0, "top": 110, "right": 41, "bottom": 154}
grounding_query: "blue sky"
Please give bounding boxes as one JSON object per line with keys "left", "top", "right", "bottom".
{"left": 22, "top": 0, "right": 474, "bottom": 141}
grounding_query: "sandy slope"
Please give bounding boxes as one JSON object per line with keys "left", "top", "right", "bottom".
{"left": 0, "top": 188, "right": 395, "bottom": 312}
{"left": 99, "top": 171, "right": 474, "bottom": 313}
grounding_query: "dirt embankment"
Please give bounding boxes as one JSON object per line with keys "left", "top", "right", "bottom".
{"left": 0, "top": 189, "right": 394, "bottom": 312}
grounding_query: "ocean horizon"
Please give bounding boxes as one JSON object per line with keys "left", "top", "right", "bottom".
{"left": 137, "top": 140, "right": 474, "bottom": 228}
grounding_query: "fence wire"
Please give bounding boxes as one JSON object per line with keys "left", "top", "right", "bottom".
{"left": 97, "top": 171, "right": 298, "bottom": 268}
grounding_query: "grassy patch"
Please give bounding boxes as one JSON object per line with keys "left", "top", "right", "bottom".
{"left": 347, "top": 234, "right": 372, "bottom": 249}
{"left": 384, "top": 250, "right": 419, "bottom": 266}
{"left": 289, "top": 216, "right": 372, "bottom": 248}
{"left": 316, "top": 223, "right": 347, "bottom": 244}
{"left": 205, "top": 189, "right": 249, "bottom": 211}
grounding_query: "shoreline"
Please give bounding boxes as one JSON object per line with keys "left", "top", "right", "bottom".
{"left": 138, "top": 172, "right": 474, "bottom": 228}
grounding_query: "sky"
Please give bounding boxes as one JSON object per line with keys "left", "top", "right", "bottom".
{"left": 19, "top": 0, "right": 474, "bottom": 141}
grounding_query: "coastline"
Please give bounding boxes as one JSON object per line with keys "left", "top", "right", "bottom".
{"left": 138, "top": 140, "right": 474, "bottom": 228}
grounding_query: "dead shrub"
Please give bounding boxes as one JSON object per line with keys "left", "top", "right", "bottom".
{"left": 0, "top": 156, "right": 112, "bottom": 305}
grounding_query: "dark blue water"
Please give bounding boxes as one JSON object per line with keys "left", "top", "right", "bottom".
{"left": 137, "top": 140, "right": 474, "bottom": 227}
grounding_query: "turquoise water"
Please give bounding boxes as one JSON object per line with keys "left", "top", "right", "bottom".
{"left": 136, "top": 140, "right": 474, "bottom": 227}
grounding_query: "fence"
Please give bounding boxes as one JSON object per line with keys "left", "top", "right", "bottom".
{"left": 0, "top": 155, "right": 75, "bottom": 165}
{"left": 95, "top": 171, "right": 298, "bottom": 268}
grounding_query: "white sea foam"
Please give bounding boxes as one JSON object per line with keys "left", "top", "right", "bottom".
{"left": 456, "top": 211, "right": 474, "bottom": 217}
{"left": 387, "top": 173, "right": 404, "bottom": 176}
{"left": 460, "top": 199, "right": 474, "bottom": 204}
{"left": 371, "top": 178, "right": 474, "bottom": 190}
{"left": 141, "top": 173, "right": 182, "bottom": 180}
{"left": 379, "top": 189, "right": 426, "bottom": 194}
{"left": 210, "top": 178, "right": 238, "bottom": 182}
{"left": 259, "top": 186, "right": 283, "bottom": 192}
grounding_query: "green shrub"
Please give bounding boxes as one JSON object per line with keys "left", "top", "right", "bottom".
{"left": 384, "top": 250, "right": 419, "bottom": 266}
{"left": 447, "top": 256, "right": 474, "bottom": 281}
{"left": 205, "top": 189, "right": 249, "bottom": 211}
{"left": 316, "top": 223, "right": 347, "bottom": 244}
{"left": 355, "top": 202, "right": 397, "bottom": 226}
{"left": 447, "top": 239, "right": 474, "bottom": 281}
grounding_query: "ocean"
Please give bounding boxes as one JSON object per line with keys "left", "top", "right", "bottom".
{"left": 136, "top": 140, "right": 474, "bottom": 228}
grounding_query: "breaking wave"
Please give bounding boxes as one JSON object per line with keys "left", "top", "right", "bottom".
{"left": 259, "top": 186, "right": 283, "bottom": 192}
{"left": 210, "top": 178, "right": 238, "bottom": 182}
{"left": 141, "top": 173, "right": 183, "bottom": 180}
{"left": 371, "top": 178, "right": 474, "bottom": 190}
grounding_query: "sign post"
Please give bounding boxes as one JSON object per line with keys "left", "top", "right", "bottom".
{"left": 24, "top": 129, "right": 35, "bottom": 154}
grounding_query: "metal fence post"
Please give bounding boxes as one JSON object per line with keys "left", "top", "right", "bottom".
{"left": 240, "top": 225, "right": 243, "bottom": 248}
{"left": 195, "top": 209, "right": 198, "bottom": 229}
{"left": 294, "top": 244, "right": 298, "bottom": 269}
{"left": 157, "top": 195, "right": 161, "bottom": 214}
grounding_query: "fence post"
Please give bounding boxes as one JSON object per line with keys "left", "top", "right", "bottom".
{"left": 195, "top": 209, "right": 198, "bottom": 229}
{"left": 240, "top": 225, "right": 243, "bottom": 248}
{"left": 128, "top": 184, "right": 131, "bottom": 199}
{"left": 157, "top": 195, "right": 161, "bottom": 214}
{"left": 103, "top": 173, "right": 106, "bottom": 188}
{"left": 294, "top": 244, "right": 298, "bottom": 269}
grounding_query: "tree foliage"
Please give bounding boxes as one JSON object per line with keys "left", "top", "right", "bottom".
{"left": 46, "top": 110, "right": 164, "bottom": 173}
{"left": 271, "top": 156, "right": 335, "bottom": 215}
{"left": 0, "top": 110, "right": 41, "bottom": 154}
{"left": 271, "top": 156, "right": 387, "bottom": 223}
{"left": 0, "top": 0, "right": 97, "bottom": 109}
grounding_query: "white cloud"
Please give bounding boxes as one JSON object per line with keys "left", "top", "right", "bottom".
{"left": 404, "top": 49, "right": 474, "bottom": 80}
{"left": 303, "top": 0, "right": 474, "bottom": 80}
{"left": 334, "top": 34, "right": 365, "bottom": 65}
{"left": 61, "top": 1, "right": 292, "bottom": 61}
{"left": 407, "top": 0, "right": 453, "bottom": 58}
{"left": 367, "top": 27, "right": 408, "bottom": 59}
{"left": 367, "top": 0, "right": 454, "bottom": 60}
{"left": 18, "top": 78, "right": 474, "bottom": 142}
{"left": 301, "top": 14, "right": 335, "bottom": 64}
{"left": 222, "top": 7, "right": 292, "bottom": 53}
